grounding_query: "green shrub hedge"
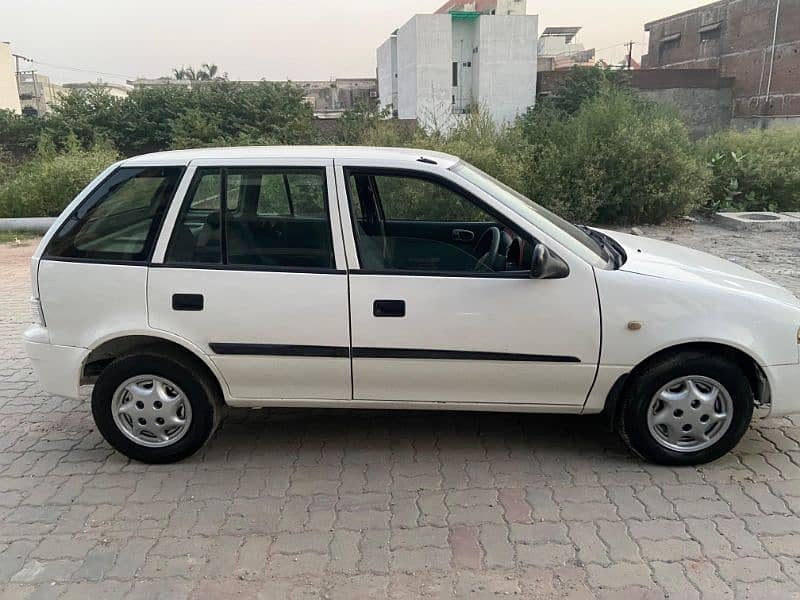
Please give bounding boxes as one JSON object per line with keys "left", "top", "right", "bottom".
{"left": 520, "top": 88, "right": 710, "bottom": 224}
{"left": 698, "top": 128, "right": 800, "bottom": 214}
{"left": 0, "top": 140, "right": 118, "bottom": 218}
{"left": 1, "top": 66, "right": 798, "bottom": 223}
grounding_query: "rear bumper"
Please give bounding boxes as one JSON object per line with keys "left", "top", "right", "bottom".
{"left": 763, "top": 363, "right": 800, "bottom": 417}
{"left": 23, "top": 326, "right": 85, "bottom": 400}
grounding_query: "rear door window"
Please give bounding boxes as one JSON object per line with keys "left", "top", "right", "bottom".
{"left": 45, "top": 166, "right": 184, "bottom": 262}
{"left": 165, "top": 167, "right": 335, "bottom": 269}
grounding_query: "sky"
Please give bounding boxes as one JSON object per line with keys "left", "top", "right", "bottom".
{"left": 3, "top": 0, "right": 706, "bottom": 85}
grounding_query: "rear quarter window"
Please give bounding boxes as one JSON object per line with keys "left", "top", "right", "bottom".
{"left": 45, "top": 166, "right": 184, "bottom": 263}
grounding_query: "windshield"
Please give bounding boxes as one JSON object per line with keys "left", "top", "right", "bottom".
{"left": 451, "top": 162, "right": 609, "bottom": 267}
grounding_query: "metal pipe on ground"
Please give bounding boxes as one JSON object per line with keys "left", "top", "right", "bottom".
{"left": 0, "top": 218, "right": 56, "bottom": 233}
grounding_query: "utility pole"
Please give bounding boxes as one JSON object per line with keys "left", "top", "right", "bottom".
{"left": 625, "top": 41, "right": 635, "bottom": 70}
{"left": 12, "top": 53, "right": 31, "bottom": 89}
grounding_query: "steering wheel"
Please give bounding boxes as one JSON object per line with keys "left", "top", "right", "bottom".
{"left": 473, "top": 226, "right": 501, "bottom": 272}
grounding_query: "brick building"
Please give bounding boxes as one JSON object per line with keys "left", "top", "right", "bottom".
{"left": 643, "top": 0, "right": 800, "bottom": 127}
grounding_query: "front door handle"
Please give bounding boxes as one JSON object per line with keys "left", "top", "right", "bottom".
{"left": 374, "top": 299, "right": 405, "bottom": 317}
{"left": 452, "top": 228, "right": 475, "bottom": 242}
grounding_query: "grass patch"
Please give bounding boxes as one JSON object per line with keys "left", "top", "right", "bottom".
{"left": 0, "top": 230, "right": 41, "bottom": 244}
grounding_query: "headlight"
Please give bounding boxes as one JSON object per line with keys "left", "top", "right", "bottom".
{"left": 30, "top": 297, "right": 46, "bottom": 327}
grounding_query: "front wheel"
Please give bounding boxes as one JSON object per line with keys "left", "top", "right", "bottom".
{"left": 92, "top": 351, "right": 221, "bottom": 463}
{"left": 618, "top": 352, "right": 754, "bottom": 466}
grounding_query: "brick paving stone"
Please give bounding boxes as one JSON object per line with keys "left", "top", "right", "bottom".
{"left": 717, "top": 556, "right": 786, "bottom": 585}
{"left": 0, "top": 226, "right": 799, "bottom": 597}
{"left": 448, "top": 525, "right": 482, "bottom": 569}
{"left": 497, "top": 488, "right": 531, "bottom": 523}
{"left": 516, "top": 542, "right": 575, "bottom": 568}
{"left": 586, "top": 562, "right": 655, "bottom": 589}
{"left": 651, "top": 561, "right": 701, "bottom": 600}
{"left": 683, "top": 560, "right": 735, "bottom": 600}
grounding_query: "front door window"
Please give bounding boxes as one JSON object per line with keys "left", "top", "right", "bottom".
{"left": 346, "top": 171, "right": 532, "bottom": 274}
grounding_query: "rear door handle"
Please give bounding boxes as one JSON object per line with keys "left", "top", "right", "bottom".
{"left": 172, "top": 294, "right": 204, "bottom": 311}
{"left": 373, "top": 299, "right": 406, "bottom": 317}
{"left": 452, "top": 229, "right": 475, "bottom": 242}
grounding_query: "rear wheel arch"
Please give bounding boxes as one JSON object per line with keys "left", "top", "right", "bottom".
{"left": 81, "top": 334, "right": 227, "bottom": 404}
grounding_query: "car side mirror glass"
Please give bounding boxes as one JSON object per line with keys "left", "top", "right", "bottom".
{"left": 531, "top": 243, "right": 570, "bottom": 279}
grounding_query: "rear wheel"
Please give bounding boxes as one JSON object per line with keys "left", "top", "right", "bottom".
{"left": 618, "top": 352, "right": 753, "bottom": 466}
{"left": 92, "top": 351, "right": 221, "bottom": 463}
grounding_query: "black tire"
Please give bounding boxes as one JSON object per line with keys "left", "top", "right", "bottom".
{"left": 618, "top": 351, "right": 754, "bottom": 466}
{"left": 91, "top": 350, "right": 222, "bottom": 463}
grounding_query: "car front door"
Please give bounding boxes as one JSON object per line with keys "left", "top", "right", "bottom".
{"left": 335, "top": 159, "right": 601, "bottom": 408}
{"left": 148, "top": 158, "right": 351, "bottom": 403}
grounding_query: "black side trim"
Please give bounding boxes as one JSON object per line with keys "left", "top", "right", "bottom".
{"left": 40, "top": 258, "right": 347, "bottom": 274}
{"left": 352, "top": 269, "right": 532, "bottom": 279}
{"left": 40, "top": 257, "right": 149, "bottom": 267}
{"left": 152, "top": 263, "right": 347, "bottom": 275}
{"left": 353, "top": 348, "right": 580, "bottom": 363}
{"left": 210, "top": 343, "right": 349, "bottom": 358}
{"left": 209, "top": 344, "right": 580, "bottom": 363}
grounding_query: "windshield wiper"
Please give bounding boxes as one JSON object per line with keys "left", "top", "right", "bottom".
{"left": 578, "top": 225, "right": 622, "bottom": 269}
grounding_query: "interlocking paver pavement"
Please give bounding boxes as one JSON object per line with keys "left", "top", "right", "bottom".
{"left": 1, "top": 223, "right": 799, "bottom": 599}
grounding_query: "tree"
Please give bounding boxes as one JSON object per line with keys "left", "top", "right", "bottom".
{"left": 334, "top": 102, "right": 392, "bottom": 145}
{"left": 520, "top": 86, "right": 709, "bottom": 224}
{"left": 201, "top": 63, "right": 219, "bottom": 80}
{"left": 0, "top": 109, "right": 46, "bottom": 161}
{"left": 172, "top": 63, "right": 222, "bottom": 81}
{"left": 44, "top": 87, "right": 122, "bottom": 151}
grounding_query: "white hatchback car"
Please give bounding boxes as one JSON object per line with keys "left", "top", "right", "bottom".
{"left": 23, "top": 146, "right": 800, "bottom": 465}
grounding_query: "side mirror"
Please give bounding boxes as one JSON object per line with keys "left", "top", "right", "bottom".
{"left": 531, "top": 244, "right": 570, "bottom": 279}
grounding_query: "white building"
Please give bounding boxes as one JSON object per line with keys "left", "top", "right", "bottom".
{"left": 377, "top": 0, "right": 538, "bottom": 128}
{"left": 63, "top": 81, "right": 132, "bottom": 99}
{"left": 377, "top": 34, "right": 399, "bottom": 115}
{"left": 18, "top": 72, "right": 64, "bottom": 116}
{"left": 0, "top": 42, "right": 21, "bottom": 114}
{"left": 537, "top": 27, "right": 595, "bottom": 72}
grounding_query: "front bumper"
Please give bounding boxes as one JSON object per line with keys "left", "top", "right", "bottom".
{"left": 23, "top": 326, "right": 85, "bottom": 400}
{"left": 763, "top": 363, "right": 800, "bottom": 417}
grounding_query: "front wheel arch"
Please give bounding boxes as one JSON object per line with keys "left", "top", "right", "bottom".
{"left": 603, "top": 341, "right": 767, "bottom": 432}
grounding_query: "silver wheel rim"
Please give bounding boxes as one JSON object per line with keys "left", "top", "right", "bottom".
{"left": 646, "top": 375, "right": 733, "bottom": 453}
{"left": 111, "top": 375, "right": 192, "bottom": 448}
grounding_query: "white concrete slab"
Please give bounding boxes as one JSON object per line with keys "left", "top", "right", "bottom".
{"left": 714, "top": 212, "right": 800, "bottom": 231}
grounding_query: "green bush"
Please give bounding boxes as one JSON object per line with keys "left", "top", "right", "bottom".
{"left": 519, "top": 86, "right": 709, "bottom": 224}
{"left": 698, "top": 128, "right": 800, "bottom": 214}
{"left": 0, "top": 153, "right": 9, "bottom": 186}
{"left": 422, "top": 111, "right": 528, "bottom": 192}
{"left": 337, "top": 92, "right": 708, "bottom": 225}
{"left": 525, "top": 65, "right": 631, "bottom": 118}
{"left": 45, "top": 81, "right": 317, "bottom": 156}
{"left": 0, "top": 110, "right": 45, "bottom": 161}
{"left": 0, "top": 139, "right": 118, "bottom": 218}
{"left": 5, "top": 64, "right": 797, "bottom": 225}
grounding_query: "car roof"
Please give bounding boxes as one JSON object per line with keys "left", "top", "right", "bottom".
{"left": 121, "top": 146, "right": 460, "bottom": 168}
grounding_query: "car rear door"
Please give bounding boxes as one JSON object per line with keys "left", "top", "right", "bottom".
{"left": 148, "top": 157, "right": 352, "bottom": 403}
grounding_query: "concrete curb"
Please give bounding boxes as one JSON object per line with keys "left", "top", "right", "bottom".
{"left": 0, "top": 218, "right": 56, "bottom": 233}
